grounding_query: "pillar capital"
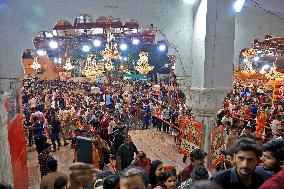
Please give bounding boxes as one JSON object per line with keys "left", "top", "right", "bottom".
{"left": 188, "top": 87, "right": 231, "bottom": 117}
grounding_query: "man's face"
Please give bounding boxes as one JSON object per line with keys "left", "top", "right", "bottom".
{"left": 119, "top": 175, "right": 146, "bottom": 189}
{"left": 260, "top": 151, "right": 278, "bottom": 171}
{"left": 234, "top": 150, "right": 258, "bottom": 177}
{"left": 124, "top": 137, "right": 132, "bottom": 145}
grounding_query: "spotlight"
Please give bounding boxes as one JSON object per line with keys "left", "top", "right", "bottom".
{"left": 132, "top": 38, "right": 140, "bottom": 45}
{"left": 123, "top": 57, "right": 127, "bottom": 61}
{"left": 82, "top": 45, "right": 90, "bottom": 52}
{"left": 253, "top": 57, "right": 259, "bottom": 61}
{"left": 93, "top": 39, "right": 101, "bottom": 47}
{"left": 183, "top": 0, "right": 196, "bottom": 4}
{"left": 49, "top": 41, "right": 58, "bottom": 49}
{"left": 158, "top": 44, "right": 167, "bottom": 51}
{"left": 120, "top": 44, "right": 127, "bottom": 51}
{"left": 260, "top": 64, "right": 270, "bottom": 74}
{"left": 263, "top": 64, "right": 270, "bottom": 70}
{"left": 37, "top": 49, "right": 46, "bottom": 56}
{"left": 234, "top": 0, "right": 245, "bottom": 13}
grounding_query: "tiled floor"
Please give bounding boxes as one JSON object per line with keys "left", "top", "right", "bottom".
{"left": 27, "top": 127, "right": 185, "bottom": 188}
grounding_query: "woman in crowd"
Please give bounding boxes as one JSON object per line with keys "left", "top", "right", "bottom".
{"left": 155, "top": 170, "right": 178, "bottom": 189}
{"left": 149, "top": 160, "right": 165, "bottom": 188}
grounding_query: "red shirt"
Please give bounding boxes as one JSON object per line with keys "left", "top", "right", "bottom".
{"left": 181, "top": 164, "right": 194, "bottom": 182}
{"left": 259, "top": 167, "right": 284, "bottom": 189}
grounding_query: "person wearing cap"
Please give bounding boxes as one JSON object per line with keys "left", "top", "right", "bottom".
{"left": 181, "top": 149, "right": 207, "bottom": 182}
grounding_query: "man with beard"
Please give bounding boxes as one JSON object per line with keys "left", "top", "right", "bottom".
{"left": 210, "top": 138, "right": 265, "bottom": 189}
{"left": 257, "top": 138, "right": 284, "bottom": 177}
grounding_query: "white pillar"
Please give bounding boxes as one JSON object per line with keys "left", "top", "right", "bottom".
{"left": 187, "top": 0, "right": 236, "bottom": 168}
{"left": 0, "top": 80, "right": 14, "bottom": 186}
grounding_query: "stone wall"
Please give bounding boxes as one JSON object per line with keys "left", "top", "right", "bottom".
{"left": 0, "top": 87, "right": 13, "bottom": 186}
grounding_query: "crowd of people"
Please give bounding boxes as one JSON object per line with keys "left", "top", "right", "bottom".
{"left": 9, "top": 76, "right": 283, "bottom": 189}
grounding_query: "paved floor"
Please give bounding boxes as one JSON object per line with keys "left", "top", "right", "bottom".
{"left": 28, "top": 127, "right": 186, "bottom": 188}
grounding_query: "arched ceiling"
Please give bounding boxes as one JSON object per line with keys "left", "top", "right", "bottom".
{"left": 253, "top": 0, "right": 284, "bottom": 14}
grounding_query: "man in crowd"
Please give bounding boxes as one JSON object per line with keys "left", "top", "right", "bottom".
{"left": 40, "top": 159, "right": 68, "bottom": 189}
{"left": 38, "top": 143, "right": 55, "bottom": 178}
{"left": 48, "top": 111, "right": 62, "bottom": 152}
{"left": 210, "top": 138, "right": 265, "bottom": 189}
{"left": 117, "top": 135, "right": 138, "bottom": 171}
{"left": 259, "top": 138, "right": 284, "bottom": 175}
{"left": 181, "top": 149, "right": 207, "bottom": 182}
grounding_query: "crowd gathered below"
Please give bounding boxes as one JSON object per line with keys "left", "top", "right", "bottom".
{"left": 1, "top": 77, "right": 284, "bottom": 189}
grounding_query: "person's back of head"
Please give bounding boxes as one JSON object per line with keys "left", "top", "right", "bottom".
{"left": 191, "top": 165, "right": 209, "bottom": 181}
{"left": 96, "top": 170, "right": 113, "bottom": 180}
{"left": 54, "top": 176, "right": 68, "bottom": 189}
{"left": 190, "top": 149, "right": 207, "bottom": 164}
{"left": 120, "top": 166, "right": 150, "bottom": 189}
{"left": 103, "top": 174, "right": 120, "bottom": 189}
{"left": 47, "top": 159, "right": 58, "bottom": 172}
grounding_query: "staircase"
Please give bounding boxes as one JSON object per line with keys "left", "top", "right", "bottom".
{"left": 129, "top": 127, "right": 186, "bottom": 171}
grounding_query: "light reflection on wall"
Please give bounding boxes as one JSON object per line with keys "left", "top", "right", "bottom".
{"left": 192, "top": 0, "right": 207, "bottom": 88}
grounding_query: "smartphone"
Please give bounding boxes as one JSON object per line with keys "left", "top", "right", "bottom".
{"left": 76, "top": 136, "right": 93, "bottom": 164}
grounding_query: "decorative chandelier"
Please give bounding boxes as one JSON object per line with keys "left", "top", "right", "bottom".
{"left": 30, "top": 57, "right": 41, "bottom": 70}
{"left": 135, "top": 51, "right": 154, "bottom": 74}
{"left": 100, "top": 32, "right": 120, "bottom": 60}
{"left": 242, "top": 48, "right": 257, "bottom": 59}
{"left": 265, "top": 63, "right": 284, "bottom": 80}
{"left": 241, "top": 62, "right": 256, "bottom": 76}
{"left": 81, "top": 54, "right": 102, "bottom": 79}
{"left": 104, "top": 60, "right": 114, "bottom": 71}
{"left": 63, "top": 58, "right": 75, "bottom": 71}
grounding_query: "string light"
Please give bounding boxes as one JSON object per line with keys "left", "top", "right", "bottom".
{"left": 248, "top": 0, "right": 284, "bottom": 22}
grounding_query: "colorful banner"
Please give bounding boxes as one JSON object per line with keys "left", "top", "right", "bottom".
{"left": 179, "top": 120, "right": 203, "bottom": 155}
{"left": 210, "top": 125, "right": 225, "bottom": 170}
{"left": 273, "top": 78, "right": 284, "bottom": 103}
